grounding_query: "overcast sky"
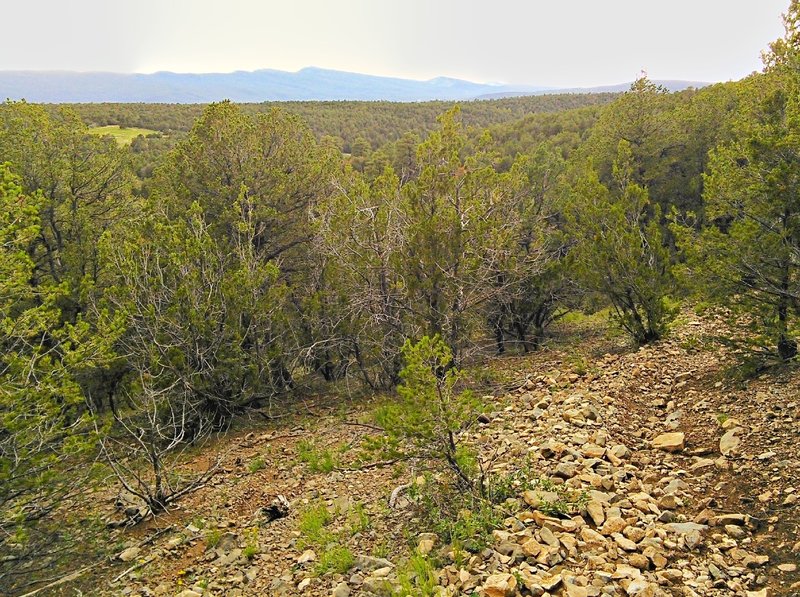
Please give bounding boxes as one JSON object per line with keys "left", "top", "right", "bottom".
{"left": 1, "top": 0, "right": 789, "bottom": 87}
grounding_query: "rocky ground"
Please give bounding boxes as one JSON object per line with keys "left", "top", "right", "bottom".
{"left": 50, "top": 312, "right": 799, "bottom": 597}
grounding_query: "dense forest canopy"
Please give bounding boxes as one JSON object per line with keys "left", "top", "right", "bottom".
{"left": 64, "top": 93, "right": 618, "bottom": 151}
{"left": 2, "top": 3, "right": 800, "bottom": 593}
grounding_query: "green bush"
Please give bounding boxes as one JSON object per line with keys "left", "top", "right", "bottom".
{"left": 298, "top": 503, "right": 333, "bottom": 546}
{"left": 376, "top": 336, "right": 486, "bottom": 495}
{"left": 408, "top": 475, "right": 501, "bottom": 553}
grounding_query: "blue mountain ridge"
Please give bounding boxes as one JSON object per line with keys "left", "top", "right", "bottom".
{"left": 0, "top": 67, "right": 708, "bottom": 103}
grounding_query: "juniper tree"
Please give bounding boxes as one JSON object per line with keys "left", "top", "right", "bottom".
{"left": 566, "top": 143, "right": 676, "bottom": 344}
{"left": 677, "top": 0, "right": 800, "bottom": 360}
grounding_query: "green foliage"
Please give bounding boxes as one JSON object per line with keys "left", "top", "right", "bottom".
{"left": 579, "top": 76, "right": 730, "bottom": 217}
{"left": 347, "top": 502, "right": 371, "bottom": 534}
{"left": 674, "top": 24, "right": 800, "bottom": 360}
{"left": 243, "top": 528, "right": 259, "bottom": 559}
{"left": 315, "top": 165, "right": 409, "bottom": 387}
{"left": 155, "top": 101, "right": 344, "bottom": 389}
{"left": 565, "top": 143, "right": 677, "bottom": 344}
{"left": 315, "top": 545, "right": 355, "bottom": 575}
{"left": 395, "top": 553, "right": 440, "bottom": 596}
{"left": 3, "top": 10, "right": 800, "bottom": 586}
{"left": 317, "top": 108, "right": 565, "bottom": 383}
{"left": 484, "top": 460, "right": 540, "bottom": 504}
{"left": 372, "top": 539, "right": 391, "bottom": 559}
{"left": 536, "top": 489, "right": 590, "bottom": 517}
{"left": 0, "top": 164, "right": 119, "bottom": 579}
{"left": 298, "top": 503, "right": 333, "bottom": 546}
{"left": 297, "top": 440, "right": 340, "bottom": 473}
{"left": 297, "top": 502, "right": 357, "bottom": 576}
{"left": 407, "top": 475, "right": 501, "bottom": 553}
{"left": 485, "top": 145, "right": 574, "bottom": 354}
{"left": 400, "top": 109, "right": 533, "bottom": 361}
{"left": 376, "top": 335, "right": 485, "bottom": 493}
{"left": 66, "top": 93, "right": 617, "bottom": 152}
{"left": 205, "top": 529, "right": 222, "bottom": 549}
{"left": 99, "top": 196, "right": 285, "bottom": 509}
{"left": 248, "top": 457, "right": 266, "bottom": 473}
{"left": 88, "top": 125, "right": 161, "bottom": 146}
{"left": 0, "top": 101, "right": 133, "bottom": 302}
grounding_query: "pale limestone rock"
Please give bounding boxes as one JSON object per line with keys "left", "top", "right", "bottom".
{"left": 652, "top": 432, "right": 685, "bottom": 453}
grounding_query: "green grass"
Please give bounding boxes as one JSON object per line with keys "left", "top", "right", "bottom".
{"left": 88, "top": 125, "right": 160, "bottom": 145}
{"left": 248, "top": 456, "right": 266, "bottom": 473}
{"left": 297, "top": 503, "right": 358, "bottom": 576}
{"left": 396, "top": 553, "right": 440, "bottom": 596}
{"left": 298, "top": 503, "right": 333, "bottom": 546}
{"left": 297, "top": 439, "right": 340, "bottom": 472}
{"left": 315, "top": 545, "right": 355, "bottom": 575}
{"left": 204, "top": 528, "right": 221, "bottom": 548}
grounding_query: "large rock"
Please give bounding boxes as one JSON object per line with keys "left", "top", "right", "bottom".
{"left": 118, "top": 546, "right": 141, "bottom": 562}
{"left": 298, "top": 549, "right": 316, "bottom": 564}
{"left": 586, "top": 500, "right": 605, "bottom": 526}
{"left": 354, "top": 555, "right": 394, "bottom": 571}
{"left": 625, "top": 578, "right": 659, "bottom": 595}
{"left": 564, "top": 584, "right": 590, "bottom": 597}
{"left": 483, "top": 572, "right": 517, "bottom": 597}
{"left": 720, "top": 428, "right": 742, "bottom": 456}
{"left": 601, "top": 516, "right": 628, "bottom": 536}
{"left": 652, "top": 432, "right": 685, "bottom": 453}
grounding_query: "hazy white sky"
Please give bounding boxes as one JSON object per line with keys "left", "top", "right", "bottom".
{"left": 1, "top": 0, "right": 789, "bottom": 86}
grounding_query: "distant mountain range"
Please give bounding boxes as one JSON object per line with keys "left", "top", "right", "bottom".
{"left": 476, "top": 80, "right": 711, "bottom": 100}
{"left": 0, "top": 67, "right": 709, "bottom": 103}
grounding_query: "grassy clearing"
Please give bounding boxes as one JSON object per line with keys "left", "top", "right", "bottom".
{"left": 88, "top": 125, "right": 160, "bottom": 145}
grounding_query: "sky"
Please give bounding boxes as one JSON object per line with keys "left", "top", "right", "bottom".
{"left": 1, "top": 0, "right": 790, "bottom": 87}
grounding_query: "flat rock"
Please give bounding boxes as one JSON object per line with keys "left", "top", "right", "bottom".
{"left": 625, "top": 578, "right": 658, "bottom": 595}
{"left": 483, "top": 572, "right": 517, "bottom": 597}
{"left": 586, "top": 500, "right": 605, "bottom": 526}
{"left": 601, "top": 516, "right": 628, "bottom": 536}
{"left": 298, "top": 549, "right": 316, "bottom": 564}
{"left": 354, "top": 555, "right": 394, "bottom": 571}
{"left": 118, "top": 546, "right": 141, "bottom": 562}
{"left": 564, "top": 584, "right": 590, "bottom": 597}
{"left": 720, "top": 428, "right": 742, "bottom": 456}
{"left": 666, "top": 522, "right": 708, "bottom": 534}
{"left": 652, "top": 432, "right": 685, "bottom": 452}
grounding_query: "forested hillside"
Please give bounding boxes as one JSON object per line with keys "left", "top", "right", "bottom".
{"left": 1, "top": 4, "right": 799, "bottom": 596}
{"left": 66, "top": 93, "right": 618, "bottom": 151}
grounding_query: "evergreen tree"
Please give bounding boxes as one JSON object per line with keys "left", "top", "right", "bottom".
{"left": 0, "top": 165, "right": 118, "bottom": 578}
{"left": 678, "top": 1, "right": 800, "bottom": 360}
{"left": 566, "top": 143, "right": 676, "bottom": 344}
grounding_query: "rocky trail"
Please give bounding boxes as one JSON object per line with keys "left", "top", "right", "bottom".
{"left": 74, "top": 314, "right": 799, "bottom": 597}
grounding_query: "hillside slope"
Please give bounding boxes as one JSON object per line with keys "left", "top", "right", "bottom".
{"left": 40, "top": 313, "right": 800, "bottom": 596}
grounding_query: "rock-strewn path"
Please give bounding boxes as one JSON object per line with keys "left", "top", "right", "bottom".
{"left": 106, "top": 314, "right": 799, "bottom": 597}
{"left": 429, "top": 317, "right": 799, "bottom": 597}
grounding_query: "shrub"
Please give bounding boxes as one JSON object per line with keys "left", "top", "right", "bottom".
{"left": 376, "top": 336, "right": 486, "bottom": 495}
